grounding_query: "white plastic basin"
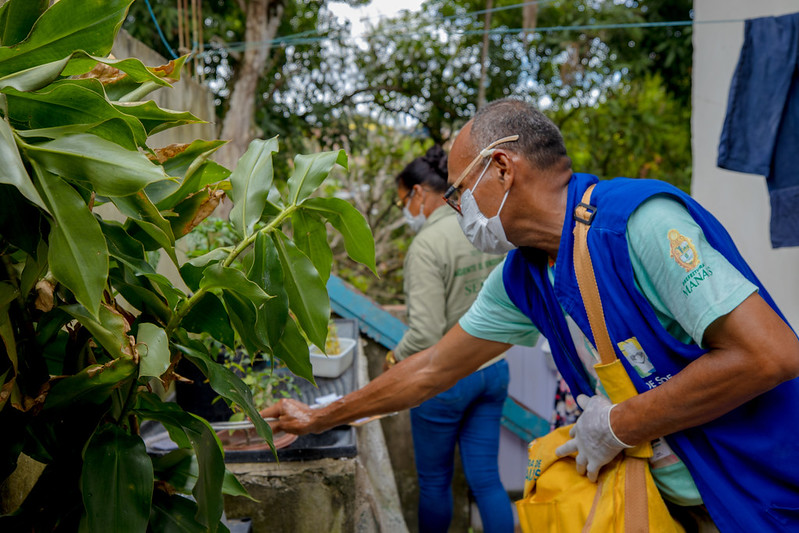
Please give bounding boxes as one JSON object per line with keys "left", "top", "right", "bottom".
{"left": 309, "top": 337, "right": 357, "bottom": 378}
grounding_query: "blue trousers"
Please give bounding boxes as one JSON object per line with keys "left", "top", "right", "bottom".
{"left": 410, "top": 359, "right": 513, "bottom": 533}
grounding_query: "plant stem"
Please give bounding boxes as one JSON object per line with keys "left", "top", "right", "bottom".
{"left": 165, "top": 205, "right": 296, "bottom": 335}
{"left": 118, "top": 81, "right": 161, "bottom": 103}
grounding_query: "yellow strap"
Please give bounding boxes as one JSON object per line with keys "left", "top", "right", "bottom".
{"left": 573, "top": 185, "right": 651, "bottom": 533}
{"left": 582, "top": 477, "right": 604, "bottom": 533}
{"left": 573, "top": 185, "right": 616, "bottom": 365}
{"left": 625, "top": 458, "right": 650, "bottom": 532}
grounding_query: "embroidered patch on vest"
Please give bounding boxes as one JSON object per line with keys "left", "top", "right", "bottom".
{"left": 668, "top": 229, "right": 700, "bottom": 272}
{"left": 617, "top": 337, "right": 655, "bottom": 378}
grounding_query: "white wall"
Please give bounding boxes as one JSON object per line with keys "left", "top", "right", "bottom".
{"left": 692, "top": 0, "right": 799, "bottom": 328}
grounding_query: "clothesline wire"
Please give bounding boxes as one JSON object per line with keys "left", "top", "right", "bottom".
{"left": 197, "top": 17, "right": 743, "bottom": 59}
{"left": 143, "top": 0, "right": 179, "bottom": 59}
{"left": 199, "top": 0, "right": 561, "bottom": 55}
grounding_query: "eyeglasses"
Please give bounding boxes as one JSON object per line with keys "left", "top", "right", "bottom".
{"left": 443, "top": 135, "right": 519, "bottom": 214}
{"left": 394, "top": 189, "right": 414, "bottom": 209}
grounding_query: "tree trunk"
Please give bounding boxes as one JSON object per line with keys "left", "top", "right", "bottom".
{"left": 522, "top": 2, "right": 538, "bottom": 51}
{"left": 216, "top": 0, "right": 283, "bottom": 171}
{"left": 477, "top": 0, "right": 493, "bottom": 109}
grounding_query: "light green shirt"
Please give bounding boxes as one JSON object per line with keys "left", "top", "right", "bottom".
{"left": 459, "top": 195, "right": 758, "bottom": 506}
{"left": 394, "top": 205, "right": 506, "bottom": 360}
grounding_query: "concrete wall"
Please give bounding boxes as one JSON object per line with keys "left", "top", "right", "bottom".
{"left": 498, "top": 342, "right": 558, "bottom": 495}
{"left": 692, "top": 0, "right": 799, "bottom": 328}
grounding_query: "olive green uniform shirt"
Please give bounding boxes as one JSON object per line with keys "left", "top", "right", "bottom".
{"left": 393, "top": 205, "right": 505, "bottom": 361}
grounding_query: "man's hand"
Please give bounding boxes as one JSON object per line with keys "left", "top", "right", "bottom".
{"left": 260, "top": 399, "right": 319, "bottom": 436}
{"left": 555, "top": 394, "right": 632, "bottom": 482}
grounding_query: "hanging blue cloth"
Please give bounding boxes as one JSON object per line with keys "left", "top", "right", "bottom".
{"left": 718, "top": 12, "right": 799, "bottom": 248}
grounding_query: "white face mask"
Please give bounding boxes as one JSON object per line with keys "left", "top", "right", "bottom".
{"left": 457, "top": 159, "right": 515, "bottom": 255}
{"left": 402, "top": 190, "right": 426, "bottom": 233}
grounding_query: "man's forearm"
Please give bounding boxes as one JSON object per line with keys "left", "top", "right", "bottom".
{"left": 308, "top": 325, "right": 511, "bottom": 433}
{"left": 611, "top": 293, "right": 799, "bottom": 445}
{"left": 309, "top": 349, "right": 446, "bottom": 432}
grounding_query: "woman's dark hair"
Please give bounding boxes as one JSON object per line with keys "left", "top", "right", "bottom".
{"left": 395, "top": 145, "right": 449, "bottom": 193}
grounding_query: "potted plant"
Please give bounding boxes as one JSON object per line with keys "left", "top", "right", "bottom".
{"left": 0, "top": 0, "right": 376, "bottom": 530}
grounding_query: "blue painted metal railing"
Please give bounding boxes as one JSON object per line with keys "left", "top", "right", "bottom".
{"left": 326, "top": 275, "right": 550, "bottom": 442}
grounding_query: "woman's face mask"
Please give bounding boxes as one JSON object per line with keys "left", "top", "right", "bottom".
{"left": 456, "top": 159, "right": 515, "bottom": 255}
{"left": 402, "top": 189, "right": 426, "bottom": 233}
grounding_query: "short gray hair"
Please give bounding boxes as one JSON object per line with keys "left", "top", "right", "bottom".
{"left": 471, "top": 98, "right": 570, "bottom": 172}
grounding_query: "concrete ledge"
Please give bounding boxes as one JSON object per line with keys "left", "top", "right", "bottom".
{"left": 224, "top": 341, "right": 408, "bottom": 532}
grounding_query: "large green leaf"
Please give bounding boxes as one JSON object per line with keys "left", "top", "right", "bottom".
{"left": 81, "top": 424, "right": 153, "bottom": 533}
{"left": 159, "top": 160, "right": 230, "bottom": 212}
{"left": 182, "top": 294, "right": 235, "bottom": 349}
{"left": 179, "top": 248, "right": 231, "bottom": 292}
{"left": 291, "top": 209, "right": 332, "bottom": 282}
{"left": 24, "top": 134, "right": 170, "bottom": 197}
{"left": 14, "top": 118, "right": 139, "bottom": 152}
{"left": 136, "top": 393, "right": 225, "bottom": 532}
{"left": 111, "top": 191, "right": 178, "bottom": 265}
{"left": 286, "top": 149, "right": 347, "bottom": 206}
{"left": 104, "top": 55, "right": 188, "bottom": 102}
{"left": 114, "top": 101, "right": 201, "bottom": 136}
{"left": 32, "top": 164, "right": 107, "bottom": 316}
{"left": 301, "top": 197, "right": 377, "bottom": 274}
{"left": 152, "top": 449, "right": 252, "bottom": 500}
{"left": 0, "top": 0, "right": 133, "bottom": 78}
{"left": 0, "top": 55, "right": 70, "bottom": 93}
{"left": 160, "top": 141, "right": 227, "bottom": 179}
{"left": 273, "top": 316, "right": 314, "bottom": 385}
{"left": 137, "top": 323, "right": 170, "bottom": 379}
{"left": 149, "top": 492, "right": 215, "bottom": 533}
{"left": 248, "top": 233, "right": 288, "bottom": 348}
{"left": 271, "top": 231, "right": 329, "bottom": 351}
{"left": 199, "top": 264, "right": 272, "bottom": 307}
{"left": 0, "top": 0, "right": 48, "bottom": 47}
{"left": 0, "top": 51, "right": 174, "bottom": 94}
{"left": 141, "top": 273, "right": 185, "bottom": 309}
{"left": 146, "top": 139, "right": 227, "bottom": 208}
{"left": 112, "top": 278, "right": 171, "bottom": 326}
{"left": 0, "top": 117, "right": 48, "bottom": 212}
{"left": 43, "top": 356, "right": 137, "bottom": 411}
{"left": 220, "top": 291, "right": 267, "bottom": 356}
{"left": 228, "top": 137, "right": 279, "bottom": 237}
{"left": 76, "top": 53, "right": 177, "bottom": 87}
{"left": 4, "top": 80, "right": 147, "bottom": 147}
{"left": 101, "top": 220, "right": 154, "bottom": 275}
{"left": 61, "top": 304, "right": 133, "bottom": 360}
{"left": 174, "top": 340, "right": 274, "bottom": 453}
{"left": 168, "top": 188, "right": 225, "bottom": 239}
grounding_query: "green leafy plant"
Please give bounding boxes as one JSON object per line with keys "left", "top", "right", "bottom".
{"left": 0, "top": 0, "right": 376, "bottom": 531}
{"left": 224, "top": 354, "right": 300, "bottom": 420}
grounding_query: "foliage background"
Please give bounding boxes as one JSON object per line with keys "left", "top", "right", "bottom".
{"left": 125, "top": 0, "right": 694, "bottom": 302}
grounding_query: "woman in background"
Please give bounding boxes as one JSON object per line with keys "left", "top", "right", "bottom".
{"left": 389, "top": 145, "right": 513, "bottom": 533}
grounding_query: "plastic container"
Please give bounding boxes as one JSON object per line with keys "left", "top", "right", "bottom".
{"left": 309, "top": 337, "right": 357, "bottom": 378}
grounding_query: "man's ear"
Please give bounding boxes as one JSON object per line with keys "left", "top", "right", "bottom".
{"left": 493, "top": 151, "right": 515, "bottom": 192}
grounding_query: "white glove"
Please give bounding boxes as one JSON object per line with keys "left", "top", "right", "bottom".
{"left": 555, "top": 394, "right": 633, "bottom": 482}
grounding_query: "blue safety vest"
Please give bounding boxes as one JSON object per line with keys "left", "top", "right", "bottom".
{"left": 503, "top": 173, "right": 799, "bottom": 532}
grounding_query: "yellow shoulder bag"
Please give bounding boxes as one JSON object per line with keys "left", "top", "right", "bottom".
{"left": 515, "top": 185, "right": 684, "bottom": 533}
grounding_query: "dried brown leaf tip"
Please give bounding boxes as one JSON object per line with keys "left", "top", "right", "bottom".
{"left": 34, "top": 280, "right": 55, "bottom": 312}
{"left": 77, "top": 62, "right": 126, "bottom": 85}
{"left": 153, "top": 59, "right": 179, "bottom": 83}
{"left": 149, "top": 143, "right": 190, "bottom": 164}
{"left": 183, "top": 188, "right": 226, "bottom": 236}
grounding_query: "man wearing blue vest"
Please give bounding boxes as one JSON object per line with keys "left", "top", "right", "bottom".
{"left": 265, "top": 99, "right": 799, "bottom": 532}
